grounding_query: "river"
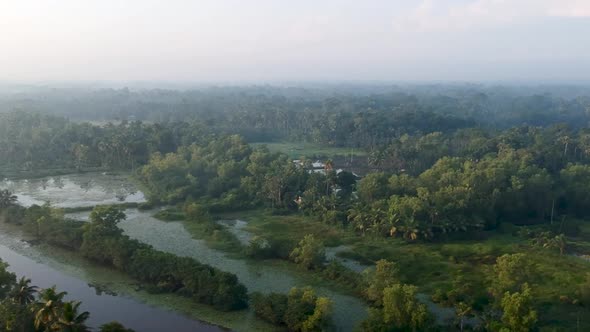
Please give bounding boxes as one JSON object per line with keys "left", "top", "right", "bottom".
{"left": 1, "top": 173, "right": 368, "bottom": 331}
{"left": 0, "top": 226, "right": 223, "bottom": 331}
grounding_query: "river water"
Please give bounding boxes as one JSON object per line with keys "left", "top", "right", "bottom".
{"left": 1, "top": 173, "right": 368, "bottom": 331}
{"left": 0, "top": 228, "right": 222, "bottom": 331}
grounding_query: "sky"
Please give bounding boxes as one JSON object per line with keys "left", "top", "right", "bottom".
{"left": 1, "top": 0, "right": 589, "bottom": 82}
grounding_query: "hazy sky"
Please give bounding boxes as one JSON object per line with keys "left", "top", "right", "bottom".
{"left": 1, "top": 0, "right": 589, "bottom": 82}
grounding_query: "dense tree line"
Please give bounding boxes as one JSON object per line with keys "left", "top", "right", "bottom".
{"left": 0, "top": 112, "right": 210, "bottom": 173}
{"left": 135, "top": 124, "right": 590, "bottom": 242}
{"left": 3, "top": 83, "right": 590, "bottom": 173}
{"left": 5, "top": 114, "right": 583, "bottom": 245}
{"left": 2, "top": 85, "right": 590, "bottom": 146}
{"left": 0, "top": 202, "right": 248, "bottom": 312}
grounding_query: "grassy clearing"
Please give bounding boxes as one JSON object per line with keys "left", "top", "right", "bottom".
{"left": 215, "top": 209, "right": 357, "bottom": 248}
{"left": 251, "top": 142, "right": 367, "bottom": 159}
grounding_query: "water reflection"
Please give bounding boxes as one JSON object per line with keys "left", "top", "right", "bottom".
{"left": 69, "top": 209, "right": 367, "bottom": 332}
{"left": 0, "top": 173, "right": 146, "bottom": 208}
{"left": 0, "top": 243, "right": 222, "bottom": 332}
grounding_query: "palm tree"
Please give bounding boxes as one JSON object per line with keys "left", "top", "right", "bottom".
{"left": 544, "top": 234, "right": 567, "bottom": 255}
{"left": 0, "top": 189, "right": 17, "bottom": 209}
{"left": 455, "top": 302, "right": 473, "bottom": 332}
{"left": 10, "top": 277, "right": 38, "bottom": 305}
{"left": 34, "top": 286, "right": 67, "bottom": 331}
{"left": 57, "top": 301, "right": 90, "bottom": 332}
{"left": 348, "top": 204, "right": 371, "bottom": 235}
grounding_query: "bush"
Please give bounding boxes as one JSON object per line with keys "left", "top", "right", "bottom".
{"left": 322, "top": 261, "right": 361, "bottom": 290}
{"left": 252, "top": 288, "right": 334, "bottom": 331}
{"left": 153, "top": 208, "right": 185, "bottom": 221}
{"left": 0, "top": 205, "right": 25, "bottom": 224}
{"left": 251, "top": 292, "right": 288, "bottom": 325}
{"left": 246, "top": 236, "right": 295, "bottom": 260}
{"left": 183, "top": 202, "right": 211, "bottom": 222}
{"left": 289, "top": 235, "right": 326, "bottom": 270}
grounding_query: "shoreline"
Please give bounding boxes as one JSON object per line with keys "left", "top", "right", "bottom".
{"left": 0, "top": 221, "right": 274, "bottom": 332}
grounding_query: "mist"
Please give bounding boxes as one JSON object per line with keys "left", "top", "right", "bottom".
{"left": 2, "top": 0, "right": 590, "bottom": 82}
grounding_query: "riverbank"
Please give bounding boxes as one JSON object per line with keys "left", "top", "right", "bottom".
{"left": 0, "top": 221, "right": 274, "bottom": 332}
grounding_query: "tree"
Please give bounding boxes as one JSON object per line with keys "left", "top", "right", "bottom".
{"left": 251, "top": 292, "right": 289, "bottom": 325}
{"left": 34, "top": 286, "right": 68, "bottom": 331}
{"left": 455, "top": 301, "right": 473, "bottom": 332}
{"left": 577, "top": 273, "right": 590, "bottom": 307}
{"left": 336, "top": 171, "right": 357, "bottom": 194}
{"left": 490, "top": 253, "right": 534, "bottom": 299}
{"left": 0, "top": 260, "right": 16, "bottom": 300}
{"left": 252, "top": 288, "right": 333, "bottom": 331}
{"left": 382, "top": 284, "right": 431, "bottom": 331}
{"left": 364, "top": 259, "right": 398, "bottom": 305}
{"left": 362, "top": 283, "right": 431, "bottom": 332}
{"left": 57, "top": 301, "right": 90, "bottom": 332}
{"left": 183, "top": 202, "right": 211, "bottom": 223}
{"left": 285, "top": 287, "right": 333, "bottom": 332}
{"left": 10, "top": 277, "right": 37, "bottom": 306}
{"left": 89, "top": 205, "right": 126, "bottom": 231}
{"left": 81, "top": 206, "right": 128, "bottom": 265}
{"left": 289, "top": 235, "right": 326, "bottom": 270}
{"left": 500, "top": 283, "right": 537, "bottom": 332}
{"left": 72, "top": 144, "right": 90, "bottom": 172}
{"left": 357, "top": 173, "right": 389, "bottom": 203}
{"left": 301, "top": 296, "right": 333, "bottom": 332}
{"left": 0, "top": 190, "right": 17, "bottom": 209}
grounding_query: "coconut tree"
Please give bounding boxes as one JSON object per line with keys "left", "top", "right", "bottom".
{"left": 35, "top": 286, "right": 67, "bottom": 331}
{"left": 10, "top": 276, "right": 38, "bottom": 305}
{"left": 0, "top": 189, "right": 17, "bottom": 209}
{"left": 348, "top": 203, "right": 372, "bottom": 235}
{"left": 544, "top": 234, "right": 568, "bottom": 255}
{"left": 57, "top": 301, "right": 91, "bottom": 332}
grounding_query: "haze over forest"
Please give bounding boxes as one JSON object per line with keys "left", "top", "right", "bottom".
{"left": 2, "top": 2, "right": 590, "bottom": 332}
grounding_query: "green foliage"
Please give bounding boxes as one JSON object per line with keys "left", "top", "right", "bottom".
{"left": 128, "top": 249, "right": 248, "bottom": 311}
{"left": 10, "top": 203, "right": 250, "bottom": 313}
{"left": 99, "top": 322, "right": 136, "bottom": 332}
{"left": 252, "top": 287, "right": 333, "bottom": 332}
{"left": 183, "top": 203, "right": 211, "bottom": 223}
{"left": 364, "top": 259, "right": 398, "bottom": 306}
{"left": 361, "top": 283, "right": 432, "bottom": 332}
{"left": 0, "top": 190, "right": 18, "bottom": 209}
{"left": 0, "top": 261, "right": 16, "bottom": 300}
{"left": 251, "top": 292, "right": 289, "bottom": 325}
{"left": 490, "top": 253, "right": 535, "bottom": 299}
{"left": 577, "top": 273, "right": 590, "bottom": 307}
{"left": 500, "top": 283, "right": 538, "bottom": 332}
{"left": 0, "top": 260, "right": 136, "bottom": 332}
{"left": 357, "top": 173, "right": 390, "bottom": 203}
{"left": 321, "top": 261, "right": 362, "bottom": 291}
{"left": 89, "top": 206, "right": 126, "bottom": 232}
{"left": 153, "top": 208, "right": 185, "bottom": 221}
{"left": 290, "top": 234, "right": 326, "bottom": 270}
{"left": 531, "top": 232, "right": 568, "bottom": 255}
